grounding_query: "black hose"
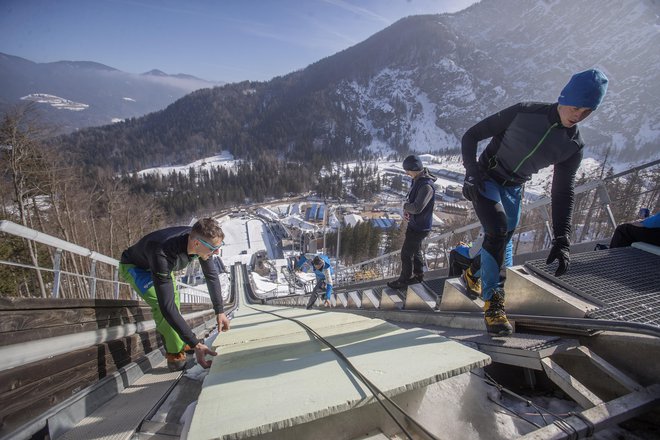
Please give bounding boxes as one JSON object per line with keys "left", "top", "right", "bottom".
{"left": 250, "top": 305, "right": 443, "bottom": 440}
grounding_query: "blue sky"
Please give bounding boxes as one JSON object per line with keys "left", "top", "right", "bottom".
{"left": 0, "top": 0, "right": 477, "bottom": 83}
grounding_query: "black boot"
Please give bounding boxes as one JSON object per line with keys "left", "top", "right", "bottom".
{"left": 387, "top": 279, "right": 410, "bottom": 289}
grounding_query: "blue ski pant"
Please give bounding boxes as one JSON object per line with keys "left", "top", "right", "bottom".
{"left": 470, "top": 179, "right": 522, "bottom": 300}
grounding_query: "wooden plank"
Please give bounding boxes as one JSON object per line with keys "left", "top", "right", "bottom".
{"left": 0, "top": 309, "right": 208, "bottom": 393}
{"left": 0, "top": 364, "right": 100, "bottom": 437}
{"left": 0, "top": 335, "right": 165, "bottom": 435}
{"left": 0, "top": 303, "right": 210, "bottom": 332}
{"left": 541, "top": 357, "right": 604, "bottom": 409}
{"left": 0, "top": 306, "right": 214, "bottom": 346}
{"left": 0, "top": 298, "right": 140, "bottom": 311}
{"left": 0, "top": 358, "right": 100, "bottom": 421}
{"left": 0, "top": 297, "right": 212, "bottom": 312}
{"left": 0, "top": 330, "right": 162, "bottom": 395}
{"left": 0, "top": 309, "right": 211, "bottom": 432}
{"left": 2, "top": 322, "right": 106, "bottom": 347}
{"left": 0, "top": 307, "right": 152, "bottom": 331}
{"left": 1, "top": 308, "right": 121, "bottom": 332}
{"left": 0, "top": 345, "right": 99, "bottom": 394}
{"left": 0, "top": 311, "right": 157, "bottom": 347}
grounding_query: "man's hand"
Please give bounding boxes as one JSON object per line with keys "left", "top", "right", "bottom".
{"left": 546, "top": 236, "right": 570, "bottom": 276}
{"left": 194, "top": 342, "right": 218, "bottom": 369}
{"left": 217, "top": 312, "right": 230, "bottom": 332}
{"left": 462, "top": 167, "right": 483, "bottom": 202}
{"left": 403, "top": 211, "right": 411, "bottom": 221}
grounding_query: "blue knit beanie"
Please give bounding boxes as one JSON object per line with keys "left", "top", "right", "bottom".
{"left": 558, "top": 69, "right": 609, "bottom": 110}
{"left": 402, "top": 155, "right": 423, "bottom": 171}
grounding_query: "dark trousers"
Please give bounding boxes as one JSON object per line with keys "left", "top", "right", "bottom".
{"left": 470, "top": 180, "right": 521, "bottom": 300}
{"left": 610, "top": 224, "right": 660, "bottom": 248}
{"left": 398, "top": 227, "right": 429, "bottom": 281}
{"left": 306, "top": 279, "right": 327, "bottom": 308}
{"left": 448, "top": 250, "right": 480, "bottom": 277}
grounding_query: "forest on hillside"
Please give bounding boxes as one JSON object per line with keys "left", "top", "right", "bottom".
{"left": 2, "top": 105, "right": 659, "bottom": 298}
{"left": 0, "top": 107, "right": 387, "bottom": 297}
{"left": 53, "top": 80, "right": 379, "bottom": 173}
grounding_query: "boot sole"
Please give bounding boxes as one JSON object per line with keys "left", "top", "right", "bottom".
{"left": 167, "top": 362, "right": 186, "bottom": 372}
{"left": 486, "top": 326, "right": 513, "bottom": 336}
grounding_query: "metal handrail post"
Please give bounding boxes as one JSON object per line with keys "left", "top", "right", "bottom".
{"left": 52, "top": 249, "right": 63, "bottom": 299}
{"left": 89, "top": 260, "right": 97, "bottom": 299}
{"left": 539, "top": 206, "right": 553, "bottom": 241}
{"left": 597, "top": 182, "right": 618, "bottom": 229}
{"left": 113, "top": 267, "right": 120, "bottom": 299}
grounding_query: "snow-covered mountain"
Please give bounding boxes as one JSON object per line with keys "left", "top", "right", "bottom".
{"left": 57, "top": 0, "right": 659, "bottom": 172}
{"left": 0, "top": 52, "right": 220, "bottom": 133}
{"left": 449, "top": 0, "right": 660, "bottom": 162}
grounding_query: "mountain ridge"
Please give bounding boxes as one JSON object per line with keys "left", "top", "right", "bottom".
{"left": 0, "top": 52, "right": 220, "bottom": 133}
{"left": 17, "top": 0, "right": 660, "bottom": 170}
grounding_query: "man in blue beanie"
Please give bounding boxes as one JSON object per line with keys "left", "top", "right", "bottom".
{"left": 387, "top": 155, "right": 437, "bottom": 290}
{"left": 461, "top": 68, "right": 608, "bottom": 336}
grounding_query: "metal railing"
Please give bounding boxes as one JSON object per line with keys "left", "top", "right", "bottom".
{"left": 0, "top": 220, "right": 211, "bottom": 302}
{"left": 335, "top": 159, "right": 660, "bottom": 285}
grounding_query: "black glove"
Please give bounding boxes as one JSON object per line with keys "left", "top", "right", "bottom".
{"left": 546, "top": 236, "right": 570, "bottom": 276}
{"left": 462, "top": 166, "right": 483, "bottom": 202}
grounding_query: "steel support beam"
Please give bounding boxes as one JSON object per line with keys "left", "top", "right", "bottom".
{"left": 518, "top": 384, "right": 660, "bottom": 440}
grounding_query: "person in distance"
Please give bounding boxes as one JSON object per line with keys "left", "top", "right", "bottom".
{"left": 387, "top": 154, "right": 437, "bottom": 290}
{"left": 295, "top": 253, "right": 335, "bottom": 309}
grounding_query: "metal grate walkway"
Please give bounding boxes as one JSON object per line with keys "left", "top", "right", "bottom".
{"left": 421, "top": 277, "right": 445, "bottom": 300}
{"left": 525, "top": 247, "right": 660, "bottom": 327}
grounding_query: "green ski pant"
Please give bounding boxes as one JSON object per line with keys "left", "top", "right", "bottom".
{"left": 119, "top": 263, "right": 185, "bottom": 354}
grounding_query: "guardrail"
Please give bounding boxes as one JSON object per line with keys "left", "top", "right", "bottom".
{"left": 335, "top": 159, "right": 660, "bottom": 285}
{"left": 0, "top": 220, "right": 211, "bottom": 302}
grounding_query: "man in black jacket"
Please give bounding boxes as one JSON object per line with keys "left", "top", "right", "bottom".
{"left": 387, "top": 155, "right": 437, "bottom": 290}
{"left": 119, "top": 218, "right": 230, "bottom": 370}
{"left": 461, "top": 69, "right": 609, "bottom": 335}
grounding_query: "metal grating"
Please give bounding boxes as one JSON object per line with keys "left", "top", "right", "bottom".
{"left": 525, "top": 247, "right": 660, "bottom": 327}
{"left": 421, "top": 278, "right": 445, "bottom": 299}
{"left": 454, "top": 332, "right": 563, "bottom": 352}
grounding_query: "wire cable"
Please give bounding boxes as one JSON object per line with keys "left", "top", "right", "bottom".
{"left": 473, "top": 370, "right": 596, "bottom": 439}
{"left": 486, "top": 394, "right": 542, "bottom": 428}
{"left": 553, "top": 417, "right": 579, "bottom": 440}
{"left": 481, "top": 371, "right": 551, "bottom": 425}
{"left": 474, "top": 370, "right": 574, "bottom": 428}
{"left": 249, "top": 305, "right": 443, "bottom": 440}
{"left": 570, "top": 411, "right": 595, "bottom": 437}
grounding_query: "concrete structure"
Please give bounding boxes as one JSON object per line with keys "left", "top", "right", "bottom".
{"left": 256, "top": 207, "right": 280, "bottom": 221}
{"left": 281, "top": 215, "right": 316, "bottom": 231}
{"left": 344, "top": 214, "right": 363, "bottom": 227}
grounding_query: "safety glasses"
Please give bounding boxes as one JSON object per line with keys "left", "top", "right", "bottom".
{"left": 198, "top": 237, "right": 222, "bottom": 252}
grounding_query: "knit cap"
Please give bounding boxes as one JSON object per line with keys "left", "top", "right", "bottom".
{"left": 402, "top": 155, "right": 423, "bottom": 171}
{"left": 558, "top": 69, "right": 609, "bottom": 110}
